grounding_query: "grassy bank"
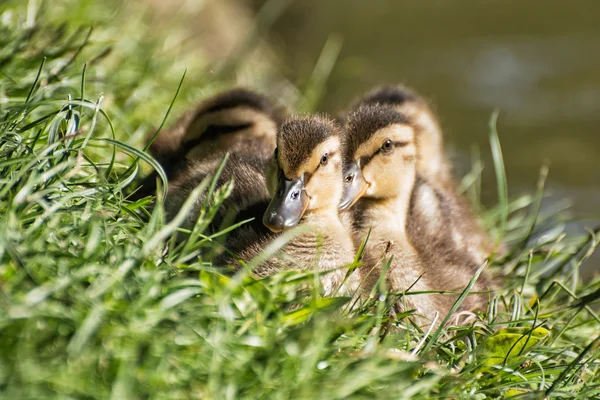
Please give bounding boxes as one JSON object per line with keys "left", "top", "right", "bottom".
{"left": 1, "top": 1, "right": 599, "bottom": 398}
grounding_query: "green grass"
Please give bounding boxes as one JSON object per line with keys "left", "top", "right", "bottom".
{"left": 1, "top": 1, "right": 600, "bottom": 398}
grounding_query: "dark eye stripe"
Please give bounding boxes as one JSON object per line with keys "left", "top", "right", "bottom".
{"left": 297, "top": 150, "right": 336, "bottom": 185}
{"left": 359, "top": 154, "right": 373, "bottom": 168}
{"left": 278, "top": 150, "right": 337, "bottom": 186}
{"left": 358, "top": 141, "right": 410, "bottom": 167}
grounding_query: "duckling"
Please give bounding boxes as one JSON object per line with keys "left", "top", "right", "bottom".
{"left": 152, "top": 87, "right": 285, "bottom": 165}
{"left": 225, "top": 116, "right": 358, "bottom": 294}
{"left": 136, "top": 88, "right": 286, "bottom": 199}
{"left": 340, "top": 104, "right": 490, "bottom": 325}
{"left": 348, "top": 85, "right": 491, "bottom": 266}
{"left": 155, "top": 89, "right": 285, "bottom": 233}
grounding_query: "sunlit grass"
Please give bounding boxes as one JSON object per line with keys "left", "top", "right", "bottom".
{"left": 1, "top": 1, "right": 599, "bottom": 398}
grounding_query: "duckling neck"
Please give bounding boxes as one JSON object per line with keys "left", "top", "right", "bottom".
{"left": 299, "top": 208, "right": 357, "bottom": 295}
{"left": 355, "top": 187, "right": 414, "bottom": 239}
{"left": 302, "top": 208, "right": 348, "bottom": 239}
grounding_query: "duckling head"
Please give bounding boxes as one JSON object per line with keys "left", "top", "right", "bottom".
{"left": 340, "top": 104, "right": 418, "bottom": 210}
{"left": 182, "top": 88, "right": 286, "bottom": 159}
{"left": 263, "top": 116, "right": 344, "bottom": 232}
{"left": 150, "top": 88, "right": 285, "bottom": 164}
{"left": 352, "top": 85, "right": 447, "bottom": 184}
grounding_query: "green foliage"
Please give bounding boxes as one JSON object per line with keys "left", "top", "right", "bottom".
{"left": 1, "top": 1, "right": 599, "bottom": 399}
{"left": 478, "top": 327, "right": 551, "bottom": 367}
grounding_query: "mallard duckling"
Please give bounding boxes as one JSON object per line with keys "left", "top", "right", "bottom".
{"left": 152, "top": 87, "right": 285, "bottom": 166}
{"left": 136, "top": 88, "right": 286, "bottom": 199}
{"left": 156, "top": 89, "right": 285, "bottom": 232}
{"left": 226, "top": 116, "right": 358, "bottom": 294}
{"left": 340, "top": 104, "right": 490, "bottom": 325}
{"left": 349, "top": 85, "right": 491, "bottom": 265}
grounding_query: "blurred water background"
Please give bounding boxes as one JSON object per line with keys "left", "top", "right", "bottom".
{"left": 259, "top": 0, "right": 600, "bottom": 274}
{"left": 265, "top": 0, "right": 599, "bottom": 211}
{"left": 146, "top": 0, "right": 599, "bottom": 273}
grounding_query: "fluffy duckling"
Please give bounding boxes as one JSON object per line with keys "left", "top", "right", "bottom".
{"left": 340, "top": 105, "right": 490, "bottom": 325}
{"left": 152, "top": 87, "right": 285, "bottom": 167}
{"left": 136, "top": 88, "right": 286, "bottom": 199}
{"left": 156, "top": 89, "right": 285, "bottom": 232}
{"left": 226, "top": 116, "right": 358, "bottom": 294}
{"left": 349, "top": 85, "right": 491, "bottom": 266}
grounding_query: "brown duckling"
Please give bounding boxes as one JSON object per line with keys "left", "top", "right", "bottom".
{"left": 157, "top": 89, "right": 285, "bottom": 232}
{"left": 340, "top": 104, "right": 490, "bottom": 325}
{"left": 348, "top": 85, "right": 492, "bottom": 266}
{"left": 151, "top": 87, "right": 285, "bottom": 167}
{"left": 226, "top": 116, "right": 358, "bottom": 294}
{"left": 136, "top": 88, "right": 286, "bottom": 199}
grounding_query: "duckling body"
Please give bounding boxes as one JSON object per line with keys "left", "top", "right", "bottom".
{"left": 341, "top": 105, "right": 490, "bottom": 325}
{"left": 165, "top": 151, "right": 271, "bottom": 233}
{"left": 135, "top": 89, "right": 289, "bottom": 234}
{"left": 231, "top": 207, "right": 356, "bottom": 294}
{"left": 144, "top": 91, "right": 355, "bottom": 292}
{"left": 408, "top": 177, "right": 493, "bottom": 297}
{"left": 225, "top": 116, "right": 358, "bottom": 294}
{"left": 351, "top": 197, "right": 445, "bottom": 321}
{"left": 350, "top": 85, "right": 491, "bottom": 267}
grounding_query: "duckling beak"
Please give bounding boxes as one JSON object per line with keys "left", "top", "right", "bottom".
{"left": 339, "top": 161, "right": 368, "bottom": 211}
{"left": 262, "top": 174, "right": 309, "bottom": 232}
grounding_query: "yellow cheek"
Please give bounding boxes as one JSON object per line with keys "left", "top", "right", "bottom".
{"left": 306, "top": 172, "right": 341, "bottom": 205}
{"left": 362, "top": 164, "right": 377, "bottom": 184}
{"left": 382, "top": 155, "right": 395, "bottom": 165}
{"left": 364, "top": 157, "right": 396, "bottom": 195}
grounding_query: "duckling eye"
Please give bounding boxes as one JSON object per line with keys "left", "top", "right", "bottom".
{"left": 344, "top": 173, "right": 354, "bottom": 183}
{"left": 381, "top": 139, "right": 394, "bottom": 153}
{"left": 320, "top": 153, "right": 328, "bottom": 166}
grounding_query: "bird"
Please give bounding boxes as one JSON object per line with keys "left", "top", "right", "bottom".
{"left": 340, "top": 104, "right": 491, "bottom": 326}
{"left": 132, "top": 88, "right": 287, "bottom": 237}
{"left": 224, "top": 116, "right": 359, "bottom": 295}
{"left": 346, "top": 84, "right": 492, "bottom": 269}
{"left": 135, "top": 87, "right": 286, "bottom": 201}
